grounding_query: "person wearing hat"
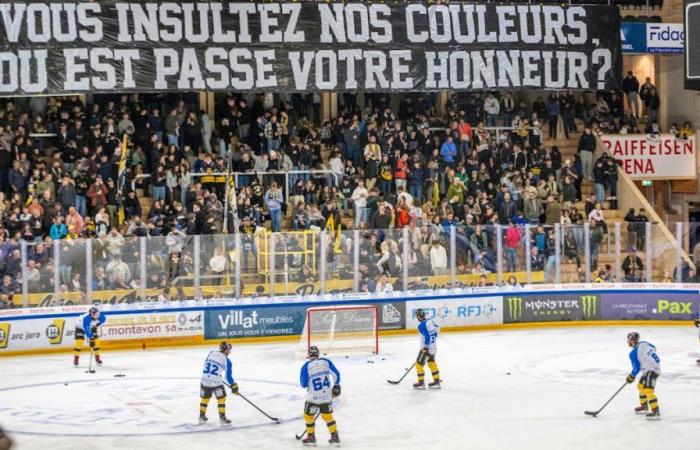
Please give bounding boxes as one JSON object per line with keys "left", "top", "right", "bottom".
{"left": 199, "top": 341, "right": 238, "bottom": 426}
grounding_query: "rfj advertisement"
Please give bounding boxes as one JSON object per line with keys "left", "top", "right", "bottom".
{"left": 0, "top": 2, "right": 621, "bottom": 94}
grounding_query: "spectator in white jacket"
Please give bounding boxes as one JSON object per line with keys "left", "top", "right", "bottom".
{"left": 329, "top": 151, "right": 344, "bottom": 187}
{"left": 484, "top": 94, "right": 501, "bottom": 127}
{"left": 429, "top": 240, "right": 448, "bottom": 276}
{"left": 351, "top": 179, "right": 369, "bottom": 227}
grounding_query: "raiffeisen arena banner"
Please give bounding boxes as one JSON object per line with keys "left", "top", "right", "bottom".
{"left": 0, "top": 2, "right": 621, "bottom": 94}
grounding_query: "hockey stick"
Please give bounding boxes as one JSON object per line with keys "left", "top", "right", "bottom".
{"left": 295, "top": 411, "right": 321, "bottom": 440}
{"left": 238, "top": 392, "right": 281, "bottom": 423}
{"left": 387, "top": 362, "right": 416, "bottom": 385}
{"left": 223, "top": 384, "right": 280, "bottom": 423}
{"left": 584, "top": 382, "right": 627, "bottom": 417}
{"left": 85, "top": 348, "right": 96, "bottom": 374}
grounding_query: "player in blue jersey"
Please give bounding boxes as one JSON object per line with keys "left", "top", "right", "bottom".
{"left": 199, "top": 341, "right": 238, "bottom": 426}
{"left": 626, "top": 332, "right": 661, "bottom": 420}
{"left": 414, "top": 309, "right": 441, "bottom": 390}
{"left": 73, "top": 306, "right": 107, "bottom": 367}
{"left": 300, "top": 346, "right": 341, "bottom": 446}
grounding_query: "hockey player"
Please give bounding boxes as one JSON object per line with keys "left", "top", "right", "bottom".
{"left": 73, "top": 306, "right": 107, "bottom": 367}
{"left": 414, "top": 309, "right": 441, "bottom": 390}
{"left": 300, "top": 346, "right": 341, "bottom": 446}
{"left": 200, "top": 341, "right": 238, "bottom": 426}
{"left": 626, "top": 332, "right": 661, "bottom": 420}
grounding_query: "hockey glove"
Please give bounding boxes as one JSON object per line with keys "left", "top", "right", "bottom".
{"left": 230, "top": 383, "right": 239, "bottom": 394}
{"left": 91, "top": 326, "right": 98, "bottom": 336}
{"left": 694, "top": 318, "right": 699, "bottom": 328}
{"left": 420, "top": 347, "right": 430, "bottom": 357}
{"left": 332, "top": 385, "right": 341, "bottom": 397}
{"left": 626, "top": 374, "right": 635, "bottom": 384}
{"left": 89, "top": 339, "right": 96, "bottom": 349}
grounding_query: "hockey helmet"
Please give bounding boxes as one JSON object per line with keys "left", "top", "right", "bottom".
{"left": 627, "top": 332, "right": 640, "bottom": 347}
{"left": 415, "top": 309, "right": 427, "bottom": 321}
{"left": 308, "top": 346, "right": 320, "bottom": 359}
{"left": 219, "top": 341, "right": 232, "bottom": 354}
{"left": 88, "top": 306, "right": 99, "bottom": 316}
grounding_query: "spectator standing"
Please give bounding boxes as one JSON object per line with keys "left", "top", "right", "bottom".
{"left": 622, "top": 71, "right": 640, "bottom": 118}
{"left": 578, "top": 127, "right": 596, "bottom": 180}
{"left": 264, "top": 182, "right": 283, "bottom": 232}
{"left": 440, "top": 136, "right": 457, "bottom": 168}
{"left": 593, "top": 157, "right": 607, "bottom": 204}
{"left": 545, "top": 195, "right": 561, "bottom": 227}
{"left": 504, "top": 221, "right": 521, "bottom": 272}
{"left": 635, "top": 208, "right": 649, "bottom": 251}
{"left": 546, "top": 94, "right": 560, "bottom": 139}
{"left": 639, "top": 77, "right": 655, "bottom": 118}
{"left": 351, "top": 179, "right": 369, "bottom": 228}
{"left": 484, "top": 94, "right": 500, "bottom": 127}
{"left": 624, "top": 208, "right": 637, "bottom": 252}
{"left": 589, "top": 219, "right": 604, "bottom": 271}
{"left": 429, "top": 240, "right": 448, "bottom": 276}
{"left": 646, "top": 88, "right": 660, "bottom": 126}
{"left": 164, "top": 108, "right": 179, "bottom": 148}
{"left": 501, "top": 92, "right": 515, "bottom": 127}
{"left": 524, "top": 189, "right": 542, "bottom": 225}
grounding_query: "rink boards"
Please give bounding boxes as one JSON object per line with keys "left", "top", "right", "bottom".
{"left": 0, "top": 284, "right": 698, "bottom": 356}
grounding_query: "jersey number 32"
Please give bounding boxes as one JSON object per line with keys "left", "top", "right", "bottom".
{"left": 203, "top": 362, "right": 220, "bottom": 376}
{"left": 312, "top": 376, "right": 331, "bottom": 391}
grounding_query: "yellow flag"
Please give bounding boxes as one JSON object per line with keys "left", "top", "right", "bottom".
{"left": 432, "top": 179, "right": 440, "bottom": 207}
{"left": 117, "top": 133, "right": 129, "bottom": 225}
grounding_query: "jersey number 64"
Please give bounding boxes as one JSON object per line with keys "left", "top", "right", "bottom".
{"left": 312, "top": 376, "right": 331, "bottom": 391}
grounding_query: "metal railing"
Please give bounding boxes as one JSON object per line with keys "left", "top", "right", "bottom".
{"left": 187, "top": 170, "right": 339, "bottom": 203}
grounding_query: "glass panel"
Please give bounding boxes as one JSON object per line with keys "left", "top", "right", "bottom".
{"left": 561, "top": 224, "right": 584, "bottom": 283}
{"left": 331, "top": 230, "right": 357, "bottom": 295}
{"left": 526, "top": 224, "right": 550, "bottom": 284}
{"left": 25, "top": 239, "right": 53, "bottom": 307}
{"left": 503, "top": 223, "right": 527, "bottom": 287}
{"left": 199, "top": 234, "right": 229, "bottom": 300}
{"left": 144, "top": 235, "right": 168, "bottom": 299}
{"left": 238, "top": 227, "right": 266, "bottom": 298}
{"left": 648, "top": 222, "right": 674, "bottom": 283}
{"left": 272, "top": 230, "right": 317, "bottom": 297}
{"left": 93, "top": 235, "right": 141, "bottom": 303}
{"left": 408, "top": 223, "right": 445, "bottom": 293}
{"left": 57, "top": 238, "right": 87, "bottom": 305}
{"left": 685, "top": 222, "right": 699, "bottom": 283}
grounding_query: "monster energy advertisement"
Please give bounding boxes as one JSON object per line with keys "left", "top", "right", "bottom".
{"left": 503, "top": 294, "right": 600, "bottom": 323}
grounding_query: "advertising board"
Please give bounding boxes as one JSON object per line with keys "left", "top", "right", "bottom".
{"left": 503, "top": 294, "right": 601, "bottom": 323}
{"left": 406, "top": 296, "right": 503, "bottom": 328}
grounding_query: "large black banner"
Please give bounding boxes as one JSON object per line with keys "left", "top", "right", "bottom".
{"left": 0, "top": 2, "right": 621, "bottom": 95}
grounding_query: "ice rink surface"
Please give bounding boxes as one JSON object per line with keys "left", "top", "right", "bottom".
{"left": 0, "top": 325, "right": 698, "bottom": 450}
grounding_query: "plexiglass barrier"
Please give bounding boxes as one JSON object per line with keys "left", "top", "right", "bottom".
{"left": 6, "top": 222, "right": 697, "bottom": 308}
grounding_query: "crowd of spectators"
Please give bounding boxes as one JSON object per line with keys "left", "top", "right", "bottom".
{"left": 0, "top": 77, "right": 693, "bottom": 307}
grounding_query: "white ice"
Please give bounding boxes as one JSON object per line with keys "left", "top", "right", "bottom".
{"left": 1, "top": 326, "right": 699, "bottom": 450}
